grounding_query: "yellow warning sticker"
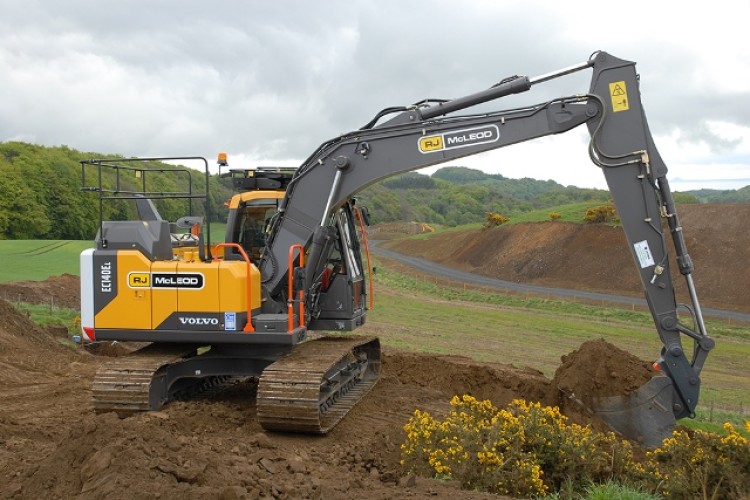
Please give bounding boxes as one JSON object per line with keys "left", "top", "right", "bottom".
{"left": 419, "top": 135, "right": 444, "bottom": 152}
{"left": 609, "top": 81, "right": 629, "bottom": 112}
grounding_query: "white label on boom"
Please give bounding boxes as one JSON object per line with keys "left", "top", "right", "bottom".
{"left": 634, "top": 240, "right": 655, "bottom": 268}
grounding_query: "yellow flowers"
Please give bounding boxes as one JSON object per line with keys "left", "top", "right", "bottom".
{"left": 401, "top": 395, "right": 635, "bottom": 497}
{"left": 402, "top": 396, "right": 750, "bottom": 498}
{"left": 645, "top": 423, "right": 750, "bottom": 499}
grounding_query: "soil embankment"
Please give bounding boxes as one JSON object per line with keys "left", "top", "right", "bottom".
{"left": 381, "top": 204, "right": 750, "bottom": 314}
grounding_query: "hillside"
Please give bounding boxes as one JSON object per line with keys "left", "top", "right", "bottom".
{"left": 383, "top": 204, "right": 750, "bottom": 314}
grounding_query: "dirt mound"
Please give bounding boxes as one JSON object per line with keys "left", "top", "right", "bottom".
{"left": 0, "top": 273, "right": 80, "bottom": 309}
{"left": 384, "top": 204, "right": 750, "bottom": 313}
{"left": 0, "top": 298, "right": 66, "bottom": 350}
{"left": 550, "top": 338, "right": 654, "bottom": 403}
{"left": 1, "top": 308, "right": 644, "bottom": 500}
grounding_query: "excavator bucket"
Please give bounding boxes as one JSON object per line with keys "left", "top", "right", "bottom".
{"left": 589, "top": 375, "right": 676, "bottom": 448}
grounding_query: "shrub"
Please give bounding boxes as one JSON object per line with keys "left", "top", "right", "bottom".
{"left": 643, "top": 423, "right": 750, "bottom": 499}
{"left": 583, "top": 204, "right": 617, "bottom": 224}
{"left": 401, "top": 396, "right": 638, "bottom": 497}
{"left": 548, "top": 212, "right": 562, "bottom": 221}
{"left": 483, "top": 212, "right": 510, "bottom": 229}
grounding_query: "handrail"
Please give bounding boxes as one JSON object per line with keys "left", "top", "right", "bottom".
{"left": 211, "top": 243, "right": 255, "bottom": 332}
{"left": 287, "top": 244, "right": 305, "bottom": 332}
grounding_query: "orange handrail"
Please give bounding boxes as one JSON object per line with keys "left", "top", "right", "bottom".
{"left": 355, "top": 207, "right": 374, "bottom": 309}
{"left": 287, "top": 244, "right": 305, "bottom": 332}
{"left": 211, "top": 243, "right": 255, "bottom": 332}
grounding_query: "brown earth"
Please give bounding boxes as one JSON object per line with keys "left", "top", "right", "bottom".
{"left": 382, "top": 204, "right": 750, "bottom": 314}
{"left": 2, "top": 205, "right": 731, "bottom": 499}
{"left": 0, "top": 291, "right": 654, "bottom": 499}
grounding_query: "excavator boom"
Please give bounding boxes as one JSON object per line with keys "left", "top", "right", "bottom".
{"left": 258, "top": 51, "right": 713, "bottom": 445}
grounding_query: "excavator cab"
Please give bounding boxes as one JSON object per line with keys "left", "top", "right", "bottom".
{"left": 222, "top": 166, "right": 294, "bottom": 262}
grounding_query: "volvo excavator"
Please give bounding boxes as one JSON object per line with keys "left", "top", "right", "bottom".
{"left": 80, "top": 51, "right": 714, "bottom": 447}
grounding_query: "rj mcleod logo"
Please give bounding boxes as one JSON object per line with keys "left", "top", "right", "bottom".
{"left": 127, "top": 272, "right": 204, "bottom": 289}
{"left": 418, "top": 125, "right": 499, "bottom": 154}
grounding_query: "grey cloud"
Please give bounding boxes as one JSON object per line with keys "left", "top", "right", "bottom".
{"left": 0, "top": 0, "right": 747, "bottom": 183}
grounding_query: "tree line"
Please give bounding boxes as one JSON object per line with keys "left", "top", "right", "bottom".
{"left": 0, "top": 142, "right": 720, "bottom": 240}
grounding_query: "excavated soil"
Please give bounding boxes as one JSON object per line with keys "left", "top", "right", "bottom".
{"left": 0, "top": 287, "right": 654, "bottom": 500}
{"left": 3, "top": 205, "right": 732, "bottom": 499}
{"left": 383, "top": 204, "right": 750, "bottom": 314}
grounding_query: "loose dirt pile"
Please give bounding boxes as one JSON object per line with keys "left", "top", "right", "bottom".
{"left": 0, "top": 289, "right": 653, "bottom": 500}
{"left": 551, "top": 338, "right": 653, "bottom": 403}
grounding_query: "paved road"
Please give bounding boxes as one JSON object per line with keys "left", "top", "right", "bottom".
{"left": 371, "top": 242, "right": 750, "bottom": 324}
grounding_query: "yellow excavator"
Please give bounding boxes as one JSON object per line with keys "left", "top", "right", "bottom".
{"left": 80, "top": 51, "right": 713, "bottom": 447}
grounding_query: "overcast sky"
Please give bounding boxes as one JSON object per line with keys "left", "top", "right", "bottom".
{"left": 2, "top": 0, "right": 748, "bottom": 191}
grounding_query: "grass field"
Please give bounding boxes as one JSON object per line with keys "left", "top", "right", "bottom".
{"left": 367, "top": 257, "right": 750, "bottom": 426}
{"left": 0, "top": 240, "right": 93, "bottom": 282}
{"left": 507, "top": 201, "right": 603, "bottom": 224}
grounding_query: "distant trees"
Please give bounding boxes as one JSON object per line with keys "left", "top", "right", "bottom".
{"left": 0, "top": 142, "right": 232, "bottom": 240}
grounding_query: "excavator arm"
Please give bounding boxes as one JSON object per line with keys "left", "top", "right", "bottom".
{"left": 261, "top": 51, "right": 714, "bottom": 445}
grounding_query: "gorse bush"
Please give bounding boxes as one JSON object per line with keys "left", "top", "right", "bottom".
{"left": 644, "top": 422, "right": 750, "bottom": 499}
{"left": 401, "top": 396, "right": 638, "bottom": 497}
{"left": 401, "top": 396, "right": 750, "bottom": 498}
{"left": 583, "top": 204, "right": 617, "bottom": 223}
{"left": 483, "top": 212, "right": 510, "bottom": 229}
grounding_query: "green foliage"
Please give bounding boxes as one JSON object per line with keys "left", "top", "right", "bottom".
{"left": 673, "top": 191, "right": 700, "bottom": 204}
{"left": 432, "top": 166, "right": 497, "bottom": 183}
{"left": 689, "top": 185, "right": 750, "bottom": 203}
{"left": 402, "top": 396, "right": 640, "bottom": 497}
{"left": 402, "top": 395, "right": 750, "bottom": 499}
{"left": 643, "top": 423, "right": 750, "bottom": 499}
{"left": 0, "top": 142, "right": 233, "bottom": 240}
{"left": 382, "top": 172, "right": 437, "bottom": 189}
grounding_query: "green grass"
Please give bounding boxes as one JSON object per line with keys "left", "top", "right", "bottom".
{"left": 12, "top": 302, "right": 79, "bottom": 332}
{"left": 508, "top": 202, "right": 601, "bottom": 224}
{"left": 0, "top": 240, "right": 93, "bottom": 282}
{"left": 368, "top": 259, "right": 750, "bottom": 423}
